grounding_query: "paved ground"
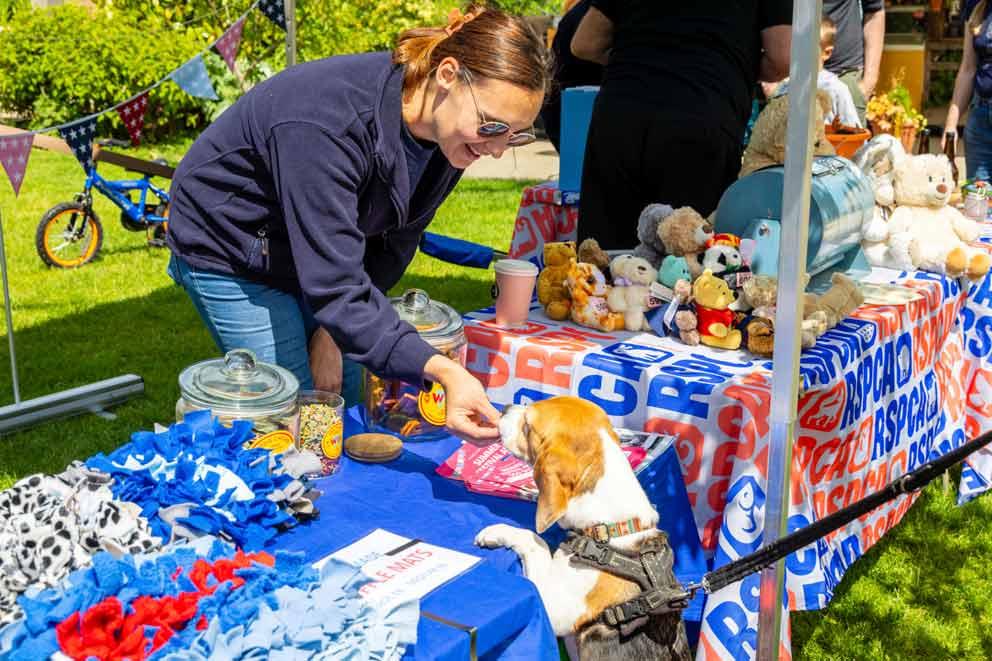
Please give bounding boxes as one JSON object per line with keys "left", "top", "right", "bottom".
{"left": 463, "top": 140, "right": 560, "bottom": 181}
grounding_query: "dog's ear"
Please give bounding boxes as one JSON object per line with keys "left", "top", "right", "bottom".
{"left": 533, "top": 446, "right": 573, "bottom": 533}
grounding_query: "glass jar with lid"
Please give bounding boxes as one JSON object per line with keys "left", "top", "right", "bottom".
{"left": 176, "top": 348, "right": 301, "bottom": 439}
{"left": 364, "top": 289, "right": 467, "bottom": 441}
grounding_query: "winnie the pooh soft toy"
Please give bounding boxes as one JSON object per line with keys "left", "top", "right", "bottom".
{"left": 536, "top": 241, "right": 576, "bottom": 320}
{"left": 564, "top": 261, "right": 626, "bottom": 332}
{"left": 740, "top": 91, "right": 836, "bottom": 179}
{"left": 692, "top": 270, "right": 742, "bottom": 350}
{"left": 607, "top": 254, "right": 657, "bottom": 331}
{"left": 874, "top": 154, "right": 989, "bottom": 280}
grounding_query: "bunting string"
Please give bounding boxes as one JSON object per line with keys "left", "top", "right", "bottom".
{"left": 1, "top": 0, "right": 287, "bottom": 192}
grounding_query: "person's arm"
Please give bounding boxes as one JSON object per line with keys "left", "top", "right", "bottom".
{"left": 759, "top": 24, "right": 791, "bottom": 84}
{"left": 861, "top": 4, "right": 886, "bottom": 98}
{"left": 944, "top": 26, "right": 978, "bottom": 149}
{"left": 570, "top": 6, "right": 612, "bottom": 65}
{"left": 267, "top": 122, "right": 499, "bottom": 443}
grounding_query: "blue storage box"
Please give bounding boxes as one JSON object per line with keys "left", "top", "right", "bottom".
{"left": 559, "top": 86, "right": 599, "bottom": 196}
{"left": 714, "top": 156, "right": 874, "bottom": 291}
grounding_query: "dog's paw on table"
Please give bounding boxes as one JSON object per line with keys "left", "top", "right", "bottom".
{"left": 475, "top": 523, "right": 523, "bottom": 549}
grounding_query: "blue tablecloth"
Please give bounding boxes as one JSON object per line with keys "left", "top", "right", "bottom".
{"left": 274, "top": 407, "right": 707, "bottom": 660}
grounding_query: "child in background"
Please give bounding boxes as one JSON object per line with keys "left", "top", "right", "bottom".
{"left": 767, "top": 16, "right": 863, "bottom": 128}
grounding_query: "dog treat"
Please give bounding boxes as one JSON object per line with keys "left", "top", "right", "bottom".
{"left": 344, "top": 433, "right": 403, "bottom": 463}
{"left": 298, "top": 397, "right": 343, "bottom": 477}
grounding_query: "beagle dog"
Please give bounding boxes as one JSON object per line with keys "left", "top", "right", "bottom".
{"left": 475, "top": 396, "right": 690, "bottom": 661}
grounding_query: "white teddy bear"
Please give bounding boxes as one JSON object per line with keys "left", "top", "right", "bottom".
{"left": 865, "top": 153, "right": 990, "bottom": 280}
{"left": 853, "top": 134, "right": 905, "bottom": 266}
{"left": 607, "top": 254, "right": 657, "bottom": 331}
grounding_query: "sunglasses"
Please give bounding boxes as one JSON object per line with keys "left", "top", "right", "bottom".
{"left": 460, "top": 68, "right": 536, "bottom": 148}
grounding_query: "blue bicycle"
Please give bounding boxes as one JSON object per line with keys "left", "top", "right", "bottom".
{"left": 37, "top": 139, "right": 171, "bottom": 268}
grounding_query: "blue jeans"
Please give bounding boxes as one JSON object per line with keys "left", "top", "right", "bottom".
{"left": 167, "top": 254, "right": 364, "bottom": 408}
{"left": 965, "top": 97, "right": 992, "bottom": 182}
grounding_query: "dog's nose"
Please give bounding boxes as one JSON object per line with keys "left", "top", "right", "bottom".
{"left": 937, "top": 184, "right": 948, "bottom": 194}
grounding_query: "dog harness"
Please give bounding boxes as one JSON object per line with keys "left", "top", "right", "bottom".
{"left": 561, "top": 529, "right": 692, "bottom": 628}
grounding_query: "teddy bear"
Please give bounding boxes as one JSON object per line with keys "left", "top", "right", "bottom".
{"left": 739, "top": 91, "right": 836, "bottom": 179}
{"left": 659, "top": 254, "right": 691, "bottom": 289}
{"left": 633, "top": 203, "right": 675, "bottom": 268}
{"left": 672, "top": 279, "right": 700, "bottom": 345}
{"left": 853, "top": 134, "right": 907, "bottom": 266}
{"left": 812, "top": 272, "right": 864, "bottom": 329}
{"left": 564, "top": 260, "right": 626, "bottom": 332}
{"left": 692, "top": 269, "right": 742, "bottom": 350}
{"left": 578, "top": 238, "right": 612, "bottom": 277}
{"left": 536, "top": 241, "right": 576, "bottom": 320}
{"left": 658, "top": 207, "right": 714, "bottom": 279}
{"left": 734, "top": 273, "right": 863, "bottom": 356}
{"left": 607, "top": 254, "right": 657, "bottom": 331}
{"left": 870, "top": 154, "right": 990, "bottom": 280}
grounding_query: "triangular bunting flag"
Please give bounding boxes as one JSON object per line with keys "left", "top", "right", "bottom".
{"left": 115, "top": 92, "right": 149, "bottom": 146}
{"left": 259, "top": 0, "right": 286, "bottom": 30}
{"left": 0, "top": 133, "right": 34, "bottom": 196}
{"left": 214, "top": 18, "right": 246, "bottom": 73}
{"left": 171, "top": 56, "right": 219, "bottom": 100}
{"left": 58, "top": 117, "right": 98, "bottom": 173}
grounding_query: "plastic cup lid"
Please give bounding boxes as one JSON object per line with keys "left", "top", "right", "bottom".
{"left": 494, "top": 259, "right": 539, "bottom": 276}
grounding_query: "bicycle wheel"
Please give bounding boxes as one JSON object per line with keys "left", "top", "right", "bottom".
{"left": 36, "top": 202, "right": 104, "bottom": 268}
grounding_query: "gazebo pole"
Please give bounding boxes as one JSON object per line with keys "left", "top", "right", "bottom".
{"left": 756, "top": 0, "right": 820, "bottom": 658}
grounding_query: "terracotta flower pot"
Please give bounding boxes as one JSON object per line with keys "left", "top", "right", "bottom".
{"left": 900, "top": 125, "right": 918, "bottom": 153}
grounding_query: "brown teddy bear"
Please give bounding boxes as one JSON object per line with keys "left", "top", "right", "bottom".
{"left": 536, "top": 241, "right": 575, "bottom": 320}
{"left": 578, "top": 238, "right": 611, "bottom": 277}
{"left": 739, "top": 91, "right": 836, "bottom": 179}
{"left": 657, "top": 207, "right": 713, "bottom": 279}
{"left": 672, "top": 279, "right": 700, "bottom": 345}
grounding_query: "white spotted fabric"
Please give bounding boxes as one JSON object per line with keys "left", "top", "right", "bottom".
{"left": 0, "top": 462, "right": 160, "bottom": 625}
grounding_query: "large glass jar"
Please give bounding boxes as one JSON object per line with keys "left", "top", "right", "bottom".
{"left": 176, "top": 348, "right": 300, "bottom": 439}
{"left": 364, "top": 289, "right": 467, "bottom": 441}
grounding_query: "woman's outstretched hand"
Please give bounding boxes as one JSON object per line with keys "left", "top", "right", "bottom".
{"left": 424, "top": 354, "right": 501, "bottom": 446}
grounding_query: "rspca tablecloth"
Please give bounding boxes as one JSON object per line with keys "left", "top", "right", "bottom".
{"left": 463, "top": 264, "right": 992, "bottom": 661}
{"left": 508, "top": 182, "right": 578, "bottom": 270}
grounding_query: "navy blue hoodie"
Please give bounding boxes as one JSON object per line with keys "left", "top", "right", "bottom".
{"left": 168, "top": 52, "right": 463, "bottom": 384}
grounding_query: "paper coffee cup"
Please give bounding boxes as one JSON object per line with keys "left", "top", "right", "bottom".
{"left": 492, "top": 259, "right": 539, "bottom": 328}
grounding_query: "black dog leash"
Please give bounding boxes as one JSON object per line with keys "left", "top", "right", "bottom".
{"left": 568, "top": 429, "right": 992, "bottom": 622}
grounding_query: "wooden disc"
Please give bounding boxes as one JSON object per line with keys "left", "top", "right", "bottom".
{"left": 345, "top": 433, "right": 403, "bottom": 463}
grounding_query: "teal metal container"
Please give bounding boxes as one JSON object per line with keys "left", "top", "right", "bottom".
{"left": 714, "top": 156, "right": 874, "bottom": 290}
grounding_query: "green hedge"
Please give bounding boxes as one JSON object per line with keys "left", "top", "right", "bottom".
{"left": 0, "top": 0, "right": 558, "bottom": 140}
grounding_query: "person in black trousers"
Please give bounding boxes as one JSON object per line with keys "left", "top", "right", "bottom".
{"left": 540, "top": 0, "right": 603, "bottom": 153}
{"left": 572, "top": 2, "right": 793, "bottom": 250}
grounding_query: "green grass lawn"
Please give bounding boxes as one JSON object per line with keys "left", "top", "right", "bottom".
{"left": 1, "top": 144, "right": 991, "bottom": 659}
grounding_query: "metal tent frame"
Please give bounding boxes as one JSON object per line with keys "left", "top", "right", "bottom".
{"left": 758, "top": 1, "right": 821, "bottom": 657}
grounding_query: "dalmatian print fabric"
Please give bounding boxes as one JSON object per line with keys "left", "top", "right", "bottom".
{"left": 0, "top": 462, "right": 160, "bottom": 625}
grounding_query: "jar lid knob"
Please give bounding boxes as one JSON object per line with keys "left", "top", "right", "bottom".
{"left": 401, "top": 289, "right": 431, "bottom": 313}
{"left": 222, "top": 349, "right": 258, "bottom": 381}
